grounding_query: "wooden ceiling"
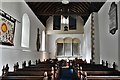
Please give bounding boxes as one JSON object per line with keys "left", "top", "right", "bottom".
{"left": 26, "top": 2, "right": 105, "bottom": 26}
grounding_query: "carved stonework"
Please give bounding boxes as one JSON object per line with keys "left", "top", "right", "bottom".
{"left": 91, "top": 13, "right": 95, "bottom": 63}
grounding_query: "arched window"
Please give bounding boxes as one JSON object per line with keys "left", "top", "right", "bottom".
{"left": 41, "top": 30, "right": 45, "bottom": 51}
{"left": 72, "top": 38, "right": 80, "bottom": 56}
{"left": 64, "top": 37, "right": 72, "bottom": 56}
{"left": 21, "top": 13, "right": 30, "bottom": 48}
{"left": 56, "top": 38, "right": 64, "bottom": 56}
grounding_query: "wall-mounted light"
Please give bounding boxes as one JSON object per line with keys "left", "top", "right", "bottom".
{"left": 62, "top": 0, "right": 69, "bottom": 4}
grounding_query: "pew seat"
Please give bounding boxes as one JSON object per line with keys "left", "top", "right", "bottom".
{"left": 84, "top": 71, "right": 120, "bottom": 76}
{"left": 7, "top": 71, "right": 52, "bottom": 76}
{"left": 17, "top": 67, "right": 52, "bottom": 71}
{"left": 1, "top": 76, "right": 44, "bottom": 80}
{"left": 87, "top": 76, "right": 120, "bottom": 80}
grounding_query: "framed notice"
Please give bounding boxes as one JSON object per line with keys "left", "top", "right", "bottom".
{"left": 108, "top": 2, "right": 118, "bottom": 35}
{"left": 0, "top": 10, "right": 16, "bottom": 46}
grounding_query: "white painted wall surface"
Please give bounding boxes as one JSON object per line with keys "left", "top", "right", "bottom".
{"left": 0, "top": 0, "right": 2, "bottom": 76}
{"left": 93, "top": 12, "right": 100, "bottom": 64}
{"left": 118, "top": 1, "right": 120, "bottom": 70}
{"left": 0, "top": 1, "right": 46, "bottom": 75}
{"left": 83, "top": 13, "right": 100, "bottom": 64}
{"left": 46, "top": 16, "right": 84, "bottom": 34}
{"left": 20, "top": 2, "right": 45, "bottom": 50}
{"left": 0, "top": 46, "right": 2, "bottom": 76}
{"left": 0, "top": 0, "right": 2, "bottom": 9}
{"left": 1, "top": 48, "right": 42, "bottom": 71}
{"left": 98, "top": 1, "right": 119, "bottom": 68}
{"left": 83, "top": 15, "right": 91, "bottom": 63}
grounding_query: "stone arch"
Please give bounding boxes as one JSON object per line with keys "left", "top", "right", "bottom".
{"left": 56, "top": 38, "right": 64, "bottom": 56}
{"left": 72, "top": 38, "right": 80, "bottom": 43}
{"left": 64, "top": 37, "right": 72, "bottom": 43}
{"left": 56, "top": 38, "right": 64, "bottom": 43}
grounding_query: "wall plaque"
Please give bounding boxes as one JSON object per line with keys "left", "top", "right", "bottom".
{"left": 108, "top": 2, "right": 118, "bottom": 35}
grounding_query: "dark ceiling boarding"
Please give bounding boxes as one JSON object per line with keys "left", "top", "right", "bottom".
{"left": 26, "top": 2, "right": 105, "bottom": 26}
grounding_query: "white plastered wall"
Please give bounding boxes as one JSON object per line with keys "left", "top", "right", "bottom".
{"left": 93, "top": 12, "right": 100, "bottom": 64}
{"left": 98, "top": 1, "right": 119, "bottom": 68}
{"left": 118, "top": 1, "right": 120, "bottom": 70}
{"left": 46, "top": 16, "right": 84, "bottom": 34}
{"left": 0, "top": 1, "right": 47, "bottom": 75}
{"left": 83, "top": 15, "right": 91, "bottom": 63}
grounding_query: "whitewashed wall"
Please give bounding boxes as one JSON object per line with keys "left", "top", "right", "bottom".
{"left": 83, "top": 15, "right": 91, "bottom": 63}
{"left": 118, "top": 1, "right": 120, "bottom": 70}
{"left": 0, "top": 0, "right": 2, "bottom": 75}
{"left": 93, "top": 12, "right": 100, "bottom": 64}
{"left": 46, "top": 16, "right": 84, "bottom": 34}
{"left": 1, "top": 48, "right": 44, "bottom": 71}
{"left": 0, "top": 1, "right": 46, "bottom": 75}
{"left": 98, "top": 1, "right": 119, "bottom": 68}
{"left": 83, "top": 12, "right": 103, "bottom": 64}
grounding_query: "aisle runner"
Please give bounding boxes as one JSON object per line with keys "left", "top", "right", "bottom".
{"left": 60, "top": 68, "right": 79, "bottom": 80}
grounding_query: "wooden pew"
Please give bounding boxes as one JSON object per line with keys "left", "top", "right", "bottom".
{"left": 76, "top": 63, "right": 115, "bottom": 71}
{"left": 2, "top": 59, "right": 120, "bottom": 80}
{"left": 87, "top": 76, "right": 120, "bottom": 80}
{"left": 7, "top": 71, "right": 52, "bottom": 76}
{"left": 2, "top": 60, "right": 56, "bottom": 80}
{"left": 16, "top": 67, "right": 52, "bottom": 71}
{"left": 84, "top": 71, "right": 120, "bottom": 76}
{"left": 72, "top": 61, "right": 120, "bottom": 80}
{"left": 1, "top": 76, "right": 44, "bottom": 80}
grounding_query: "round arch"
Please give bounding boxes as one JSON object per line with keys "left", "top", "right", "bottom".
{"left": 64, "top": 37, "right": 72, "bottom": 43}
{"left": 72, "top": 38, "right": 80, "bottom": 43}
{"left": 56, "top": 38, "right": 64, "bottom": 43}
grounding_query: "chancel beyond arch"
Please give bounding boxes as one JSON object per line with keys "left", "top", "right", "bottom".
{"left": 56, "top": 37, "right": 80, "bottom": 58}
